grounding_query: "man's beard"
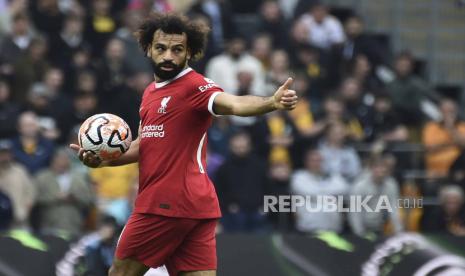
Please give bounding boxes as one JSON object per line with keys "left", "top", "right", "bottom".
{"left": 151, "top": 58, "right": 187, "bottom": 81}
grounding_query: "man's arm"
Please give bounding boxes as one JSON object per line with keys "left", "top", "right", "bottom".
{"left": 213, "top": 78, "right": 298, "bottom": 116}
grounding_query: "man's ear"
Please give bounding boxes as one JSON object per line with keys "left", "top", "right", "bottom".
{"left": 187, "top": 49, "right": 191, "bottom": 60}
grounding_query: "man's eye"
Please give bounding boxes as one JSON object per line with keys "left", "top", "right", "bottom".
{"left": 174, "top": 48, "right": 182, "bottom": 53}
{"left": 155, "top": 46, "right": 164, "bottom": 51}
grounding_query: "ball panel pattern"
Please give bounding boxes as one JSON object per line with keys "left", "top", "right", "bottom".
{"left": 78, "top": 113, "right": 132, "bottom": 160}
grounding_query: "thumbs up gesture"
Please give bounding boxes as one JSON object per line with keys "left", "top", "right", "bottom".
{"left": 273, "top": 77, "right": 298, "bottom": 110}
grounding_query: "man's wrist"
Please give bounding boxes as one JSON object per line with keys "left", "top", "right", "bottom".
{"left": 270, "top": 95, "right": 279, "bottom": 110}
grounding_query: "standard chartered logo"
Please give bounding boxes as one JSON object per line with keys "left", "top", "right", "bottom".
{"left": 141, "top": 124, "right": 165, "bottom": 138}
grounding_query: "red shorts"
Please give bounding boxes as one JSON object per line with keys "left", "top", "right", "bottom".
{"left": 115, "top": 213, "right": 218, "bottom": 275}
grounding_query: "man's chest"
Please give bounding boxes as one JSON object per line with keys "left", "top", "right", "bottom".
{"left": 140, "top": 90, "right": 187, "bottom": 123}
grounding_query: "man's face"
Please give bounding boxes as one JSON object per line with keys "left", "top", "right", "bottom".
{"left": 228, "top": 39, "right": 246, "bottom": 60}
{"left": 345, "top": 17, "right": 363, "bottom": 38}
{"left": 440, "top": 100, "right": 458, "bottom": 121}
{"left": 18, "top": 113, "right": 40, "bottom": 138}
{"left": 148, "top": 30, "right": 190, "bottom": 81}
{"left": 395, "top": 57, "right": 413, "bottom": 77}
{"left": 372, "top": 163, "right": 388, "bottom": 182}
{"left": 230, "top": 134, "right": 251, "bottom": 158}
{"left": 312, "top": 6, "right": 327, "bottom": 23}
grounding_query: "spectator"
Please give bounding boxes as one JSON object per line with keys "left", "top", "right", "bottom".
{"left": 11, "top": 111, "right": 55, "bottom": 174}
{"left": 318, "top": 121, "right": 362, "bottom": 181}
{"left": 29, "top": 67, "right": 72, "bottom": 141}
{"left": 267, "top": 161, "right": 293, "bottom": 232}
{"left": 25, "top": 83, "right": 61, "bottom": 141}
{"left": 0, "top": 79, "right": 21, "bottom": 139}
{"left": 349, "top": 156, "right": 402, "bottom": 236}
{"left": 338, "top": 77, "right": 371, "bottom": 128}
{"left": 29, "top": 0, "right": 65, "bottom": 36}
{"left": 346, "top": 54, "right": 383, "bottom": 95}
{"left": 48, "top": 13, "right": 87, "bottom": 72}
{"left": 365, "top": 92, "right": 409, "bottom": 143}
{"left": 83, "top": 215, "right": 121, "bottom": 275}
{"left": 189, "top": 0, "right": 236, "bottom": 55}
{"left": 0, "top": 0, "right": 27, "bottom": 35}
{"left": 59, "top": 92, "right": 99, "bottom": 143}
{"left": 286, "top": 73, "right": 318, "bottom": 167}
{"left": 311, "top": 96, "right": 364, "bottom": 141}
{"left": 215, "top": 131, "right": 269, "bottom": 232}
{"left": 251, "top": 111, "right": 297, "bottom": 166}
{"left": 35, "top": 148, "right": 94, "bottom": 237}
{"left": 422, "top": 185, "right": 465, "bottom": 236}
{"left": 74, "top": 70, "right": 98, "bottom": 95}
{"left": 114, "top": 9, "right": 152, "bottom": 74}
{"left": 66, "top": 125, "right": 89, "bottom": 175}
{"left": 251, "top": 33, "right": 273, "bottom": 71}
{"left": 110, "top": 71, "right": 152, "bottom": 136}
{"left": 329, "top": 15, "right": 387, "bottom": 78}
{"left": 387, "top": 51, "right": 436, "bottom": 127}
{"left": 55, "top": 215, "right": 122, "bottom": 276}
{"left": 64, "top": 45, "right": 95, "bottom": 93}
{"left": 85, "top": 0, "right": 119, "bottom": 58}
{"left": 398, "top": 182, "right": 423, "bottom": 232}
{"left": 208, "top": 116, "right": 238, "bottom": 158}
{"left": 96, "top": 38, "right": 131, "bottom": 110}
{"left": 0, "top": 12, "right": 33, "bottom": 80}
{"left": 258, "top": 0, "right": 289, "bottom": 49}
{"left": 205, "top": 36, "right": 265, "bottom": 96}
{"left": 423, "top": 98, "right": 465, "bottom": 178}
{"left": 264, "top": 49, "right": 292, "bottom": 96}
{"left": 12, "top": 36, "right": 50, "bottom": 104}
{"left": 291, "top": 149, "right": 349, "bottom": 233}
{"left": 292, "top": 44, "right": 327, "bottom": 100}
{"left": 0, "top": 139, "right": 35, "bottom": 227}
{"left": 293, "top": 2, "right": 345, "bottom": 50}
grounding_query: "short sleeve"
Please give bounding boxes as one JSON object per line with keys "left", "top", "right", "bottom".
{"left": 189, "top": 76, "right": 224, "bottom": 117}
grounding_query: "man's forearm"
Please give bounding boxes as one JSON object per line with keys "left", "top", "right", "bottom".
{"left": 102, "top": 138, "right": 140, "bottom": 167}
{"left": 228, "top": 95, "right": 277, "bottom": 116}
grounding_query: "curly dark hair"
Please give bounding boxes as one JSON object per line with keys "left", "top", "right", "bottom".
{"left": 136, "top": 13, "right": 210, "bottom": 61}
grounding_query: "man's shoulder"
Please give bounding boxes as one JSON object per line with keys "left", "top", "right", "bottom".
{"left": 184, "top": 70, "right": 222, "bottom": 93}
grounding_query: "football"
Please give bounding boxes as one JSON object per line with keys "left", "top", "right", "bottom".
{"left": 78, "top": 113, "right": 132, "bottom": 160}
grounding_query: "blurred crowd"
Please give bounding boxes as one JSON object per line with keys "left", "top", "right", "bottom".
{"left": 0, "top": 0, "right": 465, "bottom": 273}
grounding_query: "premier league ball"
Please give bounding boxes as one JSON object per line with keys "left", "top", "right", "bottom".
{"left": 78, "top": 113, "right": 132, "bottom": 160}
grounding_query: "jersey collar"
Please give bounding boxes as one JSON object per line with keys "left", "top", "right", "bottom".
{"left": 154, "top": 67, "right": 193, "bottom": 89}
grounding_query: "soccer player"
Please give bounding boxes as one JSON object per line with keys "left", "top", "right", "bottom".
{"left": 70, "top": 13, "right": 298, "bottom": 276}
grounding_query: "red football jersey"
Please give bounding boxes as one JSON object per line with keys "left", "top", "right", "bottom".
{"left": 135, "top": 67, "right": 222, "bottom": 219}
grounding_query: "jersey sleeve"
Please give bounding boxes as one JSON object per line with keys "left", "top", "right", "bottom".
{"left": 188, "top": 75, "right": 224, "bottom": 117}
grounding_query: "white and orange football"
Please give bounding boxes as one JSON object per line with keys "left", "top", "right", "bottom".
{"left": 78, "top": 113, "right": 132, "bottom": 160}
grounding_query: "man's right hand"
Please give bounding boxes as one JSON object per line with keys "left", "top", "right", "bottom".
{"left": 69, "top": 144, "right": 104, "bottom": 168}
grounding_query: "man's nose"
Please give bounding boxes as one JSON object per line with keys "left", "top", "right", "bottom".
{"left": 162, "top": 50, "right": 174, "bottom": 61}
